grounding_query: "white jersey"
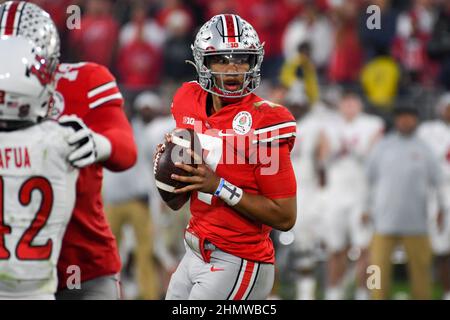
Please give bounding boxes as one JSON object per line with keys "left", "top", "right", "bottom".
{"left": 325, "top": 113, "right": 384, "bottom": 190}
{"left": 0, "top": 121, "right": 78, "bottom": 299}
{"left": 290, "top": 104, "right": 339, "bottom": 252}
{"left": 418, "top": 120, "right": 450, "bottom": 185}
{"left": 291, "top": 103, "right": 339, "bottom": 187}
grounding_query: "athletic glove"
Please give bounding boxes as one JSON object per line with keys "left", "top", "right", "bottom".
{"left": 59, "top": 115, "right": 112, "bottom": 168}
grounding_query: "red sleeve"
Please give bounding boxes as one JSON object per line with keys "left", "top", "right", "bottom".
{"left": 253, "top": 104, "right": 297, "bottom": 151}
{"left": 254, "top": 143, "right": 297, "bottom": 199}
{"left": 86, "top": 64, "right": 123, "bottom": 109}
{"left": 83, "top": 106, "right": 137, "bottom": 172}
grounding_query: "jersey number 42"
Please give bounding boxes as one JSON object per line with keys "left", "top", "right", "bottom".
{"left": 0, "top": 176, "right": 54, "bottom": 260}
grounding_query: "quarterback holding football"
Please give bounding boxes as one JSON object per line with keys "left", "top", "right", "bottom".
{"left": 157, "top": 14, "right": 298, "bottom": 300}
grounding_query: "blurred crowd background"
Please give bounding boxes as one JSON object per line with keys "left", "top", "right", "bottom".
{"left": 22, "top": 0, "right": 450, "bottom": 299}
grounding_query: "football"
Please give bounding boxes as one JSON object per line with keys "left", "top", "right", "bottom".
{"left": 153, "top": 128, "right": 202, "bottom": 210}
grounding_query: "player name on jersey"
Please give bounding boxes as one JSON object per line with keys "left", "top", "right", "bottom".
{"left": 0, "top": 146, "right": 31, "bottom": 169}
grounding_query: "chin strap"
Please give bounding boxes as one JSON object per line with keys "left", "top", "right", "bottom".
{"left": 212, "top": 86, "right": 245, "bottom": 104}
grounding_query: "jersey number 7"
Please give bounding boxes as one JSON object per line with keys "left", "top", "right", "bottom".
{"left": 0, "top": 176, "right": 54, "bottom": 260}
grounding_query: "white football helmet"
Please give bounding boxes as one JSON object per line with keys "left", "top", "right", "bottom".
{"left": 190, "top": 14, "right": 264, "bottom": 98}
{"left": 0, "top": 1, "right": 60, "bottom": 81}
{"left": 0, "top": 36, "right": 53, "bottom": 123}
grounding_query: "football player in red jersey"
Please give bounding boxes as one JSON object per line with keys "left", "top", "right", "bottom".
{"left": 161, "top": 14, "right": 297, "bottom": 300}
{"left": 0, "top": 1, "right": 137, "bottom": 299}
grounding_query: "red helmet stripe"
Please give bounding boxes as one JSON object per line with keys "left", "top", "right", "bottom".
{"left": 224, "top": 14, "right": 236, "bottom": 43}
{"left": 4, "top": 1, "right": 19, "bottom": 35}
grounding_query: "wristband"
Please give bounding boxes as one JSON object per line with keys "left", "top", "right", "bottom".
{"left": 214, "top": 178, "right": 225, "bottom": 196}
{"left": 216, "top": 179, "right": 243, "bottom": 206}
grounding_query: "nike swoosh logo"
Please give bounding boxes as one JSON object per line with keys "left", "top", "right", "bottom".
{"left": 218, "top": 130, "right": 234, "bottom": 137}
{"left": 210, "top": 266, "right": 225, "bottom": 272}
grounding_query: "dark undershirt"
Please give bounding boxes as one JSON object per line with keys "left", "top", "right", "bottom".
{"left": 206, "top": 93, "right": 214, "bottom": 117}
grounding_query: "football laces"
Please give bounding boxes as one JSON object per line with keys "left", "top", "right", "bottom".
{"left": 153, "top": 144, "right": 165, "bottom": 175}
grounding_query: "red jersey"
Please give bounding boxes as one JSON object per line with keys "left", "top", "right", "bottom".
{"left": 171, "top": 82, "right": 297, "bottom": 263}
{"left": 52, "top": 62, "right": 137, "bottom": 288}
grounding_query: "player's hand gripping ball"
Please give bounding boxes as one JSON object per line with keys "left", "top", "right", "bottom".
{"left": 153, "top": 128, "right": 202, "bottom": 210}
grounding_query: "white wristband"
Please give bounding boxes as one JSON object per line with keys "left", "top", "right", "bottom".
{"left": 216, "top": 179, "right": 243, "bottom": 206}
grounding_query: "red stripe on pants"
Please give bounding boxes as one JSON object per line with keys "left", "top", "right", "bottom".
{"left": 233, "top": 261, "right": 255, "bottom": 300}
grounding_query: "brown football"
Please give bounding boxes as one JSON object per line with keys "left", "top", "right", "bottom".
{"left": 153, "top": 128, "right": 202, "bottom": 210}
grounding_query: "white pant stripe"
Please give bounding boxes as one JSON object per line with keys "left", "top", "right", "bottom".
{"left": 227, "top": 259, "right": 246, "bottom": 300}
{"left": 243, "top": 262, "right": 260, "bottom": 300}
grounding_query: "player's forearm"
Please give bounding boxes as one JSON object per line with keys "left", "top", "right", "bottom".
{"left": 233, "top": 193, "right": 297, "bottom": 232}
{"left": 84, "top": 106, "right": 137, "bottom": 171}
{"left": 101, "top": 128, "right": 137, "bottom": 171}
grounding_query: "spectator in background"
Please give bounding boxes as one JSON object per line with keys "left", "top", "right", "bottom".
{"left": 427, "top": 1, "right": 450, "bottom": 90}
{"left": 360, "top": 47, "right": 400, "bottom": 115}
{"left": 156, "top": 0, "right": 193, "bottom": 31}
{"left": 282, "top": 1, "right": 333, "bottom": 75}
{"left": 68, "top": 0, "right": 119, "bottom": 69}
{"left": 365, "top": 105, "right": 448, "bottom": 299}
{"left": 359, "top": 0, "right": 398, "bottom": 60}
{"left": 117, "top": 3, "right": 163, "bottom": 105}
{"left": 163, "top": 9, "right": 195, "bottom": 83}
{"left": 119, "top": 1, "right": 166, "bottom": 50}
{"left": 392, "top": 0, "right": 437, "bottom": 86}
{"left": 327, "top": 0, "right": 363, "bottom": 85}
{"left": 418, "top": 93, "right": 450, "bottom": 300}
{"left": 280, "top": 42, "right": 320, "bottom": 106}
{"left": 103, "top": 92, "right": 164, "bottom": 300}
